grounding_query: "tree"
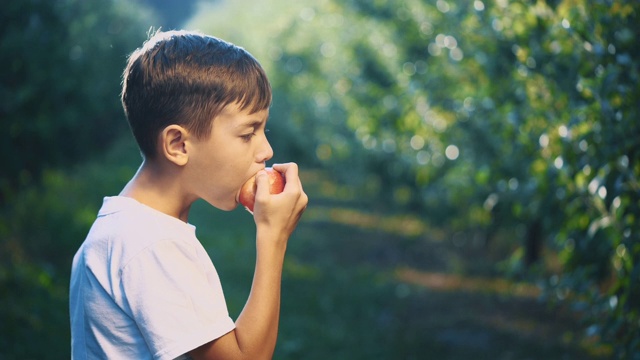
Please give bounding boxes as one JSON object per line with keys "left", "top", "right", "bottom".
{"left": 258, "top": 0, "right": 639, "bottom": 354}
{"left": 0, "top": 0, "right": 151, "bottom": 202}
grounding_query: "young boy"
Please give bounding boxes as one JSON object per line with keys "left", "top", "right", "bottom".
{"left": 69, "top": 30, "right": 308, "bottom": 359}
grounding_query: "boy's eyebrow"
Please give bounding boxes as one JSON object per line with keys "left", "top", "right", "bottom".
{"left": 237, "top": 119, "right": 265, "bottom": 129}
{"left": 237, "top": 113, "right": 269, "bottom": 129}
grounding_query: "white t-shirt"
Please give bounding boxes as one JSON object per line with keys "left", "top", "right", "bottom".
{"left": 70, "top": 196, "right": 235, "bottom": 359}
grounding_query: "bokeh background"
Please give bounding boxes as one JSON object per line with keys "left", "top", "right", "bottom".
{"left": 1, "top": 0, "right": 638, "bottom": 358}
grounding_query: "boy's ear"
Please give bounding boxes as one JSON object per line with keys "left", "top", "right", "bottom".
{"left": 160, "top": 125, "right": 190, "bottom": 166}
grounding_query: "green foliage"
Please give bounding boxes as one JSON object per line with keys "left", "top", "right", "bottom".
{"left": 215, "top": 0, "right": 639, "bottom": 354}
{"left": 0, "top": 135, "right": 139, "bottom": 358}
{"left": 0, "top": 256, "right": 69, "bottom": 357}
{"left": 1, "top": 0, "right": 638, "bottom": 357}
{"left": 0, "top": 0, "right": 151, "bottom": 197}
{"left": 0, "top": 0, "right": 153, "bottom": 356}
{"left": 547, "top": 2, "right": 640, "bottom": 354}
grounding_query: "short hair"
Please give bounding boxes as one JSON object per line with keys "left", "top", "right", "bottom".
{"left": 121, "top": 30, "right": 272, "bottom": 159}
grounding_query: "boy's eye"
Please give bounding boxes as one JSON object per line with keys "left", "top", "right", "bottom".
{"left": 241, "top": 133, "right": 255, "bottom": 142}
{"left": 240, "top": 127, "right": 269, "bottom": 142}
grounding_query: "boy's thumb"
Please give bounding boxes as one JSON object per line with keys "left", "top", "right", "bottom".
{"left": 254, "top": 170, "right": 270, "bottom": 201}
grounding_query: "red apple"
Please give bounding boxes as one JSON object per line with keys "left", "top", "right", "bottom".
{"left": 238, "top": 167, "right": 285, "bottom": 212}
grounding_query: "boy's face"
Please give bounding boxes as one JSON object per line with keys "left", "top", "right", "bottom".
{"left": 186, "top": 102, "right": 273, "bottom": 211}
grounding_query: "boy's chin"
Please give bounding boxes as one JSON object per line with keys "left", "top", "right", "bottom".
{"left": 203, "top": 198, "right": 237, "bottom": 212}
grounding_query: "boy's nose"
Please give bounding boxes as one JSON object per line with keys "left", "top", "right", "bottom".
{"left": 257, "top": 137, "right": 274, "bottom": 163}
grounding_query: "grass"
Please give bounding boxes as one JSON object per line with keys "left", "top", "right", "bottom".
{"left": 189, "top": 170, "right": 610, "bottom": 360}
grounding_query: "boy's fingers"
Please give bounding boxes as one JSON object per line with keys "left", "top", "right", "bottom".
{"left": 254, "top": 170, "right": 270, "bottom": 200}
{"left": 272, "top": 163, "right": 297, "bottom": 177}
{"left": 273, "top": 163, "right": 307, "bottom": 213}
{"left": 272, "top": 163, "right": 300, "bottom": 189}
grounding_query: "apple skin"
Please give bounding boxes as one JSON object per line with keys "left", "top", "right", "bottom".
{"left": 238, "top": 167, "right": 286, "bottom": 212}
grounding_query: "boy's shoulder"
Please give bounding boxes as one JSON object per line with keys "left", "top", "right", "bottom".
{"left": 83, "top": 196, "right": 198, "bottom": 264}
{"left": 96, "top": 196, "right": 192, "bottom": 231}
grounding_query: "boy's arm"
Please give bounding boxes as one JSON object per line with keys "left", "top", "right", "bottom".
{"left": 189, "top": 163, "right": 308, "bottom": 360}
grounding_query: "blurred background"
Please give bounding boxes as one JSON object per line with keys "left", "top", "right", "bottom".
{"left": 1, "top": 0, "right": 638, "bottom": 358}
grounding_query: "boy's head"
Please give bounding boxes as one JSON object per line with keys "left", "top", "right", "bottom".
{"left": 121, "top": 30, "right": 272, "bottom": 160}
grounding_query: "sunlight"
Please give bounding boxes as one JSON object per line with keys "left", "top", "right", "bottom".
{"left": 304, "top": 206, "right": 445, "bottom": 239}
{"left": 396, "top": 267, "right": 541, "bottom": 298}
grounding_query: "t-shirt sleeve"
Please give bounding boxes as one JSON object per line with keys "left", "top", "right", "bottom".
{"left": 119, "top": 238, "right": 235, "bottom": 360}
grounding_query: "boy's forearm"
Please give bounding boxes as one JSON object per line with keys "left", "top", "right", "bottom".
{"left": 231, "top": 168, "right": 306, "bottom": 358}
{"left": 233, "top": 229, "right": 288, "bottom": 359}
{"left": 191, "top": 163, "right": 307, "bottom": 359}
{"left": 236, "top": 249, "right": 282, "bottom": 359}
{"left": 188, "top": 231, "right": 287, "bottom": 360}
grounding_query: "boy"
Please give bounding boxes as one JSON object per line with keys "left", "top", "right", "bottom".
{"left": 69, "top": 30, "right": 308, "bottom": 359}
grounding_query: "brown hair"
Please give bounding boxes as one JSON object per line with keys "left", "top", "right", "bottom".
{"left": 121, "top": 30, "right": 272, "bottom": 159}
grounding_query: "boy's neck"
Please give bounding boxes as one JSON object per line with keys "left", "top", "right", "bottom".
{"left": 120, "top": 160, "right": 194, "bottom": 222}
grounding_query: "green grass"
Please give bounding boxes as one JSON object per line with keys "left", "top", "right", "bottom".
{"left": 189, "top": 172, "right": 610, "bottom": 360}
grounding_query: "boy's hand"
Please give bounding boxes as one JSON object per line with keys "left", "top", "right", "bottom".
{"left": 190, "top": 164, "right": 307, "bottom": 360}
{"left": 252, "top": 162, "right": 308, "bottom": 244}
